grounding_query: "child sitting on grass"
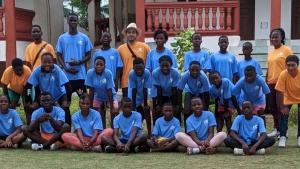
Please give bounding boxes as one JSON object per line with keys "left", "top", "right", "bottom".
{"left": 101, "top": 97, "right": 148, "bottom": 153}
{"left": 0, "top": 94, "right": 26, "bottom": 148}
{"left": 146, "top": 103, "right": 180, "bottom": 152}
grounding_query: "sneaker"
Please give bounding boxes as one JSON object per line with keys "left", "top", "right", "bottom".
{"left": 233, "top": 148, "right": 244, "bottom": 155}
{"left": 256, "top": 148, "right": 265, "bottom": 155}
{"left": 278, "top": 136, "right": 286, "bottom": 148}
{"left": 105, "top": 145, "right": 117, "bottom": 153}
{"left": 27, "top": 138, "right": 32, "bottom": 143}
{"left": 12, "top": 144, "right": 18, "bottom": 149}
{"left": 277, "top": 133, "right": 288, "bottom": 140}
{"left": 70, "top": 145, "right": 82, "bottom": 151}
{"left": 298, "top": 137, "right": 300, "bottom": 147}
{"left": 186, "top": 147, "right": 201, "bottom": 155}
{"left": 205, "top": 147, "right": 216, "bottom": 155}
{"left": 92, "top": 145, "right": 102, "bottom": 152}
{"left": 267, "top": 129, "right": 278, "bottom": 137}
{"left": 50, "top": 143, "right": 58, "bottom": 151}
{"left": 134, "top": 146, "right": 150, "bottom": 153}
{"left": 31, "top": 143, "right": 43, "bottom": 151}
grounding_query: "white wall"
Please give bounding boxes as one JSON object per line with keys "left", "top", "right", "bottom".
{"left": 255, "top": 0, "right": 271, "bottom": 39}
{"left": 15, "top": 0, "right": 34, "bottom": 10}
{"left": 281, "top": 0, "right": 291, "bottom": 39}
{"left": 16, "top": 41, "right": 31, "bottom": 59}
{"left": 0, "top": 41, "right": 6, "bottom": 61}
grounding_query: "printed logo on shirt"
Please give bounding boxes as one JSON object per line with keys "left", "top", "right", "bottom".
{"left": 220, "top": 89, "right": 223, "bottom": 94}
{"left": 255, "top": 86, "right": 259, "bottom": 90}
{"left": 90, "top": 121, "right": 94, "bottom": 126}
{"left": 279, "top": 52, "right": 284, "bottom": 57}
{"left": 42, "top": 48, "right": 47, "bottom": 52}
{"left": 110, "top": 55, "right": 115, "bottom": 60}
{"left": 169, "top": 78, "right": 173, "bottom": 83}
{"left": 78, "top": 40, "right": 83, "bottom": 45}
{"left": 132, "top": 120, "right": 135, "bottom": 126}
{"left": 142, "top": 79, "right": 145, "bottom": 83}
{"left": 137, "top": 48, "right": 143, "bottom": 53}
{"left": 102, "top": 79, "right": 107, "bottom": 84}
{"left": 228, "top": 58, "right": 233, "bottom": 63}
{"left": 253, "top": 125, "right": 258, "bottom": 130}
{"left": 50, "top": 76, "right": 55, "bottom": 81}
{"left": 8, "top": 118, "right": 13, "bottom": 124}
{"left": 170, "top": 125, "right": 175, "bottom": 131}
{"left": 197, "top": 81, "right": 201, "bottom": 86}
{"left": 204, "top": 119, "right": 208, "bottom": 125}
{"left": 200, "top": 57, "right": 205, "bottom": 61}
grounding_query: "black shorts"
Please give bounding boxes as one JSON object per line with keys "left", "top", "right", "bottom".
{"left": 136, "top": 105, "right": 145, "bottom": 120}
{"left": 69, "top": 80, "right": 86, "bottom": 96}
{"left": 0, "top": 135, "right": 8, "bottom": 140}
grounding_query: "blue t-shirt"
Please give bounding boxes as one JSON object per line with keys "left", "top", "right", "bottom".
{"left": 231, "top": 114, "right": 266, "bottom": 145}
{"left": 31, "top": 106, "right": 65, "bottom": 134}
{"left": 56, "top": 32, "right": 93, "bottom": 80}
{"left": 113, "top": 111, "right": 142, "bottom": 140}
{"left": 152, "top": 117, "right": 181, "bottom": 139}
{"left": 0, "top": 109, "right": 23, "bottom": 136}
{"left": 146, "top": 48, "right": 178, "bottom": 72}
{"left": 210, "top": 78, "right": 235, "bottom": 108}
{"left": 178, "top": 70, "right": 210, "bottom": 95}
{"left": 210, "top": 52, "right": 238, "bottom": 82}
{"left": 152, "top": 67, "right": 180, "bottom": 97}
{"left": 232, "top": 76, "right": 270, "bottom": 107}
{"left": 186, "top": 111, "right": 216, "bottom": 140}
{"left": 72, "top": 109, "right": 103, "bottom": 137}
{"left": 91, "top": 48, "right": 123, "bottom": 79}
{"left": 184, "top": 50, "right": 211, "bottom": 71}
{"left": 128, "top": 69, "right": 152, "bottom": 107}
{"left": 85, "top": 68, "right": 117, "bottom": 101}
{"left": 237, "top": 59, "right": 263, "bottom": 78}
{"left": 28, "top": 64, "right": 69, "bottom": 102}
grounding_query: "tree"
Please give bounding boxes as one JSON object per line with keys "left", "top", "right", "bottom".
{"left": 63, "top": 0, "right": 88, "bottom": 30}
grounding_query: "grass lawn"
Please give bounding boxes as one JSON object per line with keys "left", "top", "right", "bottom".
{"left": 1, "top": 96, "right": 300, "bottom": 169}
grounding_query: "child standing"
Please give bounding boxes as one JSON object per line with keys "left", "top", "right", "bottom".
{"left": 62, "top": 94, "right": 113, "bottom": 151}
{"left": 146, "top": 103, "right": 180, "bottom": 152}
{"left": 175, "top": 97, "right": 227, "bottom": 155}
{"left": 128, "top": 58, "right": 152, "bottom": 137}
{"left": 0, "top": 94, "right": 26, "bottom": 148}
{"left": 210, "top": 36, "right": 238, "bottom": 83}
{"left": 101, "top": 97, "right": 148, "bottom": 153}
{"left": 237, "top": 42, "right": 263, "bottom": 80}
{"left": 209, "top": 70, "right": 241, "bottom": 134}
{"left": 183, "top": 33, "right": 211, "bottom": 72}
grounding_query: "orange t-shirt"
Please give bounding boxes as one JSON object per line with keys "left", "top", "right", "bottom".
{"left": 24, "top": 41, "right": 56, "bottom": 70}
{"left": 118, "top": 42, "right": 150, "bottom": 88}
{"left": 267, "top": 45, "right": 293, "bottom": 84}
{"left": 275, "top": 69, "right": 300, "bottom": 105}
{"left": 1, "top": 65, "right": 31, "bottom": 94}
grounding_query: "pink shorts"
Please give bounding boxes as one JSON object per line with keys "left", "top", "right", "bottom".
{"left": 217, "top": 106, "right": 234, "bottom": 116}
{"left": 93, "top": 99, "right": 118, "bottom": 109}
{"left": 240, "top": 104, "right": 265, "bottom": 115}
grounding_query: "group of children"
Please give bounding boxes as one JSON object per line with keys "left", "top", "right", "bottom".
{"left": 2, "top": 23, "right": 299, "bottom": 156}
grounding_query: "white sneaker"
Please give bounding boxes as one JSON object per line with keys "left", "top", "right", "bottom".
{"left": 256, "top": 148, "right": 265, "bottom": 155}
{"left": 298, "top": 137, "right": 300, "bottom": 147}
{"left": 31, "top": 143, "right": 43, "bottom": 151}
{"left": 233, "top": 148, "right": 244, "bottom": 155}
{"left": 27, "top": 138, "right": 32, "bottom": 143}
{"left": 278, "top": 136, "right": 286, "bottom": 148}
{"left": 267, "top": 129, "right": 278, "bottom": 137}
{"left": 12, "top": 144, "right": 18, "bottom": 149}
{"left": 70, "top": 145, "right": 82, "bottom": 151}
{"left": 92, "top": 145, "right": 102, "bottom": 152}
{"left": 50, "top": 143, "right": 58, "bottom": 151}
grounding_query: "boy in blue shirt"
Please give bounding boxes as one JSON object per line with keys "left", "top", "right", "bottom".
{"left": 209, "top": 70, "right": 241, "bottom": 134}
{"left": 146, "top": 103, "right": 180, "bottom": 152}
{"left": 224, "top": 101, "right": 275, "bottom": 155}
{"left": 0, "top": 94, "right": 25, "bottom": 148}
{"left": 91, "top": 32, "right": 123, "bottom": 92}
{"left": 152, "top": 56, "right": 180, "bottom": 124}
{"left": 128, "top": 58, "right": 152, "bottom": 137}
{"left": 232, "top": 65, "right": 270, "bottom": 125}
{"left": 178, "top": 61, "right": 210, "bottom": 131}
{"left": 237, "top": 42, "right": 263, "bottom": 80}
{"left": 184, "top": 33, "right": 211, "bottom": 72}
{"left": 175, "top": 97, "right": 227, "bottom": 155}
{"left": 210, "top": 36, "right": 238, "bottom": 84}
{"left": 101, "top": 97, "right": 148, "bottom": 153}
{"left": 22, "top": 92, "right": 71, "bottom": 150}
{"left": 25, "top": 53, "right": 72, "bottom": 125}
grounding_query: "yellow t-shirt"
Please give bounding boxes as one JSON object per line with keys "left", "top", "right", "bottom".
{"left": 1, "top": 65, "right": 31, "bottom": 94}
{"left": 275, "top": 69, "right": 300, "bottom": 105}
{"left": 118, "top": 42, "right": 150, "bottom": 88}
{"left": 24, "top": 41, "right": 56, "bottom": 70}
{"left": 267, "top": 45, "right": 293, "bottom": 84}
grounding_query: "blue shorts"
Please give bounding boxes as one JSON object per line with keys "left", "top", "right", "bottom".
{"left": 119, "top": 138, "right": 129, "bottom": 144}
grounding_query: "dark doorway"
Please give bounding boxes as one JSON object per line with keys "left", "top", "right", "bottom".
{"left": 291, "top": 0, "right": 300, "bottom": 39}
{"left": 240, "top": 0, "right": 255, "bottom": 40}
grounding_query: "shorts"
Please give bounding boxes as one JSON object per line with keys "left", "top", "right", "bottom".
{"left": 41, "top": 132, "right": 67, "bottom": 148}
{"left": 217, "top": 105, "right": 234, "bottom": 115}
{"left": 239, "top": 104, "right": 266, "bottom": 115}
{"left": 119, "top": 138, "right": 129, "bottom": 144}
{"left": 69, "top": 80, "right": 86, "bottom": 96}
{"left": 8, "top": 89, "right": 23, "bottom": 102}
{"left": 0, "top": 135, "right": 8, "bottom": 140}
{"left": 93, "top": 99, "right": 118, "bottom": 109}
{"left": 136, "top": 105, "right": 145, "bottom": 120}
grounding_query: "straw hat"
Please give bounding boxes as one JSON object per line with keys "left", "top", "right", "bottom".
{"left": 121, "top": 23, "right": 141, "bottom": 38}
